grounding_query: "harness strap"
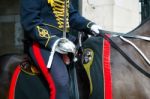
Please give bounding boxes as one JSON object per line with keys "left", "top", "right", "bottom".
{"left": 120, "top": 36, "right": 150, "bottom": 65}
{"left": 125, "top": 35, "right": 150, "bottom": 41}
{"left": 101, "top": 30, "right": 150, "bottom": 41}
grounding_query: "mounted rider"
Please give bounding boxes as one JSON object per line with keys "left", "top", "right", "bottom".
{"left": 20, "top": 0, "right": 102, "bottom": 98}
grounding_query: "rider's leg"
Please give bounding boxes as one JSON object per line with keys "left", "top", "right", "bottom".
{"left": 50, "top": 52, "right": 69, "bottom": 99}
{"left": 29, "top": 45, "right": 70, "bottom": 99}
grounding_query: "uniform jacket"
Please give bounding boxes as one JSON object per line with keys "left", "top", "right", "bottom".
{"left": 20, "top": 1, "right": 93, "bottom": 98}
{"left": 20, "top": 0, "right": 91, "bottom": 50}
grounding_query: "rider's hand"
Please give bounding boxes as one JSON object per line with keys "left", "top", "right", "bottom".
{"left": 56, "top": 38, "right": 76, "bottom": 54}
{"left": 90, "top": 24, "right": 102, "bottom": 35}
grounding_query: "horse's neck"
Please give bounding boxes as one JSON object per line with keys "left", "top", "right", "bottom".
{"left": 131, "top": 29, "right": 150, "bottom": 36}
{"left": 110, "top": 20, "right": 150, "bottom": 99}
{"left": 131, "top": 21, "right": 150, "bottom": 36}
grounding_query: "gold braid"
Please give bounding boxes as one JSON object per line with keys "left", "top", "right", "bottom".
{"left": 37, "top": 26, "right": 51, "bottom": 47}
{"left": 48, "top": 0, "right": 70, "bottom": 31}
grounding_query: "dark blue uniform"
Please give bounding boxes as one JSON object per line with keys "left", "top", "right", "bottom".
{"left": 20, "top": 0, "right": 92, "bottom": 99}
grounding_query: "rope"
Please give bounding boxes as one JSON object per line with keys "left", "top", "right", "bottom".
{"left": 120, "top": 36, "right": 150, "bottom": 65}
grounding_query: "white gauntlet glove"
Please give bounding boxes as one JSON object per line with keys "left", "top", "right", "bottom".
{"left": 56, "top": 38, "right": 76, "bottom": 54}
{"left": 90, "top": 24, "right": 102, "bottom": 35}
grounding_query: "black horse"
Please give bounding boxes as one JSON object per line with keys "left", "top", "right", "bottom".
{"left": 76, "top": 18, "right": 150, "bottom": 99}
{"left": 0, "top": 17, "right": 150, "bottom": 99}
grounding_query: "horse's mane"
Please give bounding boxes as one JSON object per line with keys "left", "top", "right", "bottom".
{"left": 128, "top": 16, "right": 150, "bottom": 35}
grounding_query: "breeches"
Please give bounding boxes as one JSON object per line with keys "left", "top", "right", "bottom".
{"left": 28, "top": 43, "right": 70, "bottom": 99}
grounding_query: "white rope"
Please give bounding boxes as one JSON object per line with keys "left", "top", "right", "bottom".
{"left": 47, "top": 38, "right": 65, "bottom": 68}
{"left": 120, "top": 36, "right": 150, "bottom": 65}
{"left": 102, "top": 31, "right": 150, "bottom": 41}
{"left": 134, "top": 35, "right": 150, "bottom": 41}
{"left": 47, "top": 38, "right": 77, "bottom": 68}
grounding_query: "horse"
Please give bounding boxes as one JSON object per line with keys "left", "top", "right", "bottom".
{"left": 110, "top": 19, "right": 150, "bottom": 99}
{"left": 0, "top": 17, "right": 150, "bottom": 99}
{"left": 76, "top": 17, "right": 150, "bottom": 99}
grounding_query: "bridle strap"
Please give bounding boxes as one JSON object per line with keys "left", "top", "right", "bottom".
{"left": 102, "top": 30, "right": 150, "bottom": 41}
{"left": 98, "top": 31, "right": 150, "bottom": 78}
{"left": 120, "top": 36, "right": 150, "bottom": 65}
{"left": 123, "top": 35, "right": 150, "bottom": 41}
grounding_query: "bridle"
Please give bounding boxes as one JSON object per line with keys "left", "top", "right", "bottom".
{"left": 102, "top": 30, "right": 150, "bottom": 41}
{"left": 97, "top": 30, "right": 150, "bottom": 78}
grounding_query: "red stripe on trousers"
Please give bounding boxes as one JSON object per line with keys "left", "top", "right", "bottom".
{"left": 103, "top": 36, "right": 112, "bottom": 99}
{"left": 32, "top": 43, "right": 56, "bottom": 99}
{"left": 9, "top": 66, "right": 21, "bottom": 99}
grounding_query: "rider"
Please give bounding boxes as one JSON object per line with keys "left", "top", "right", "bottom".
{"left": 20, "top": 0, "right": 102, "bottom": 99}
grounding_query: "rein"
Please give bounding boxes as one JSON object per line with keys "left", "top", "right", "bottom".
{"left": 102, "top": 30, "right": 150, "bottom": 41}
{"left": 97, "top": 31, "right": 150, "bottom": 78}
{"left": 120, "top": 36, "right": 150, "bottom": 65}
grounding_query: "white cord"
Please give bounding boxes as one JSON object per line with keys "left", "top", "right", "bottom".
{"left": 47, "top": 38, "right": 63, "bottom": 68}
{"left": 134, "top": 35, "right": 150, "bottom": 41}
{"left": 120, "top": 36, "right": 150, "bottom": 65}
{"left": 47, "top": 38, "right": 77, "bottom": 68}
